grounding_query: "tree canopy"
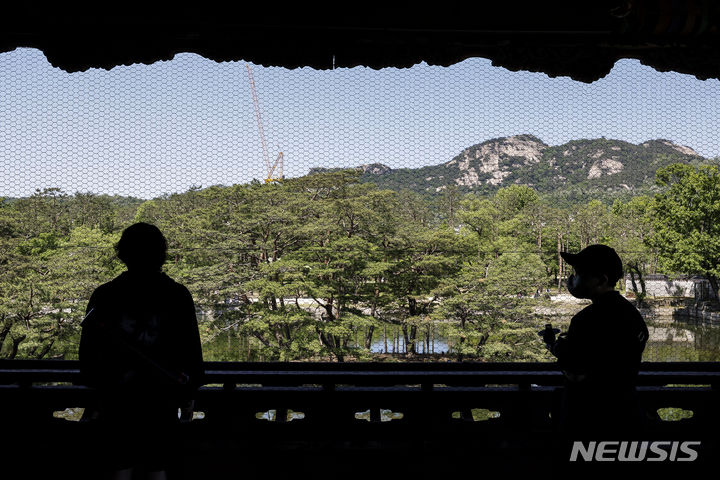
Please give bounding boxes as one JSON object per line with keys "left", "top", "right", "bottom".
{"left": 1, "top": 163, "right": 716, "bottom": 361}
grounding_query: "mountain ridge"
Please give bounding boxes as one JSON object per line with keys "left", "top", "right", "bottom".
{"left": 309, "top": 135, "right": 715, "bottom": 201}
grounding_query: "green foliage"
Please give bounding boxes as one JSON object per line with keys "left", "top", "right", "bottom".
{"left": 652, "top": 163, "right": 720, "bottom": 298}
{"left": 656, "top": 407, "right": 694, "bottom": 422}
{"left": 2, "top": 160, "right": 716, "bottom": 362}
{"left": 429, "top": 252, "right": 547, "bottom": 361}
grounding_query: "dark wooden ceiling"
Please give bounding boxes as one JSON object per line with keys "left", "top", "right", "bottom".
{"left": 1, "top": 1, "right": 719, "bottom": 82}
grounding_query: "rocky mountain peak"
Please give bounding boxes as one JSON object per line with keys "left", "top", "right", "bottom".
{"left": 641, "top": 139, "right": 700, "bottom": 157}
{"left": 444, "top": 134, "right": 549, "bottom": 187}
{"left": 308, "top": 135, "right": 709, "bottom": 201}
{"left": 357, "top": 163, "right": 392, "bottom": 175}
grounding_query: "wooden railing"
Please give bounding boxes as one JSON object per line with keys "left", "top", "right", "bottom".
{"left": 1, "top": 360, "right": 718, "bottom": 476}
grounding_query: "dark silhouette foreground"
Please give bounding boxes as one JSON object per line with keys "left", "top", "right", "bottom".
{"left": 79, "top": 223, "right": 204, "bottom": 479}
{"left": 544, "top": 244, "right": 649, "bottom": 439}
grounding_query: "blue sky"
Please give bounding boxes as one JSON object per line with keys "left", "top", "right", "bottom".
{"left": 1, "top": 47, "right": 718, "bottom": 199}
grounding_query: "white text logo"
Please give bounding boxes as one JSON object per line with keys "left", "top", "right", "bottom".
{"left": 569, "top": 441, "right": 700, "bottom": 462}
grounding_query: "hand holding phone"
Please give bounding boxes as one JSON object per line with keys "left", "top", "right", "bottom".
{"left": 537, "top": 323, "right": 561, "bottom": 344}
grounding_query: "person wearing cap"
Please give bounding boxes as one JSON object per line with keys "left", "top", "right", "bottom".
{"left": 542, "top": 244, "right": 649, "bottom": 438}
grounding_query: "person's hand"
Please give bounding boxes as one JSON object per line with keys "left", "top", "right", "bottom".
{"left": 179, "top": 400, "right": 195, "bottom": 423}
{"left": 548, "top": 332, "right": 567, "bottom": 356}
{"left": 542, "top": 329, "right": 556, "bottom": 344}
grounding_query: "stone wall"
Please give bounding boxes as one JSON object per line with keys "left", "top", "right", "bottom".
{"left": 625, "top": 274, "right": 713, "bottom": 300}
{"left": 534, "top": 295, "right": 720, "bottom": 325}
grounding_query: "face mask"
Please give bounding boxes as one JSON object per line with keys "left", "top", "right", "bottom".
{"left": 567, "top": 272, "right": 605, "bottom": 299}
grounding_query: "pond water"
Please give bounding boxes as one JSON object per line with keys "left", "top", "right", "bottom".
{"left": 200, "top": 314, "right": 720, "bottom": 362}
{"left": 49, "top": 313, "right": 720, "bottom": 424}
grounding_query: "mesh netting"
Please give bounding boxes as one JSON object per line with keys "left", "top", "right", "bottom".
{"left": 1, "top": 47, "right": 718, "bottom": 362}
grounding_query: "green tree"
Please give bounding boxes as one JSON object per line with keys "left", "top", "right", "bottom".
{"left": 652, "top": 163, "right": 720, "bottom": 300}
{"left": 609, "top": 195, "right": 656, "bottom": 303}
{"left": 384, "top": 223, "right": 470, "bottom": 354}
{"left": 573, "top": 200, "right": 610, "bottom": 249}
{"left": 430, "top": 252, "right": 549, "bottom": 361}
{"left": 12, "top": 188, "right": 71, "bottom": 237}
{"left": 67, "top": 192, "right": 115, "bottom": 233}
{"left": 494, "top": 185, "right": 539, "bottom": 221}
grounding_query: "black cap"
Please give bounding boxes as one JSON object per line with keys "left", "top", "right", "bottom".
{"left": 560, "top": 244, "right": 623, "bottom": 283}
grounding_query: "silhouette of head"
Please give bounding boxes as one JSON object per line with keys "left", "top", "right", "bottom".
{"left": 561, "top": 244, "right": 623, "bottom": 299}
{"left": 115, "top": 222, "right": 167, "bottom": 272}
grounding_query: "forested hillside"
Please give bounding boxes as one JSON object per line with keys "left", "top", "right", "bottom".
{"left": 311, "top": 135, "right": 718, "bottom": 205}
{"left": 2, "top": 159, "right": 719, "bottom": 362}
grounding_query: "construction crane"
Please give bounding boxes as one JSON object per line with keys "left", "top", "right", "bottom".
{"left": 245, "top": 63, "right": 284, "bottom": 184}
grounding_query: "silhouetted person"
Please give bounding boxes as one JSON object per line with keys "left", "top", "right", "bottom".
{"left": 542, "top": 244, "right": 649, "bottom": 439}
{"left": 79, "top": 222, "right": 204, "bottom": 479}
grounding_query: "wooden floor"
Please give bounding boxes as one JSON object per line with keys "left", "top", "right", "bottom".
{"left": 8, "top": 421, "right": 719, "bottom": 478}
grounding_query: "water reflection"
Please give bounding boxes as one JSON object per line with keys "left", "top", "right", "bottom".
{"left": 644, "top": 317, "right": 720, "bottom": 362}
{"left": 202, "top": 314, "right": 720, "bottom": 362}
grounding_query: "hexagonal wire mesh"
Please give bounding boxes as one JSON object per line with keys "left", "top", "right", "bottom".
{"left": 1, "top": 47, "right": 719, "bottom": 362}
